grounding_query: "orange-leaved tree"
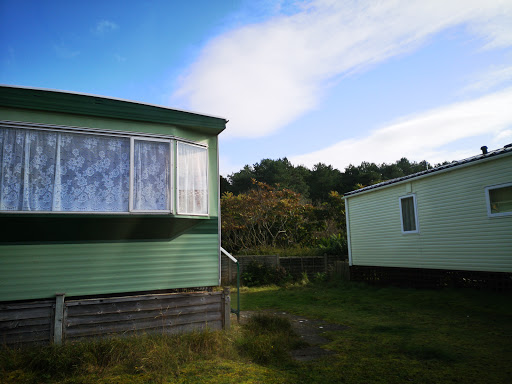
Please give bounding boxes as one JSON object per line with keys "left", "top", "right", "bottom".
{"left": 221, "top": 180, "right": 316, "bottom": 253}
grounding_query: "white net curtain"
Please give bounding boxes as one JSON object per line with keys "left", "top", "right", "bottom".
{"left": 177, "top": 142, "right": 208, "bottom": 215}
{"left": 133, "top": 140, "right": 171, "bottom": 211}
{"left": 1, "top": 126, "right": 208, "bottom": 215}
{"left": 0, "top": 127, "right": 130, "bottom": 212}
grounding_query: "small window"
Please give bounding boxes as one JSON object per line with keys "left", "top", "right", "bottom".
{"left": 177, "top": 142, "right": 208, "bottom": 215}
{"left": 399, "top": 194, "right": 419, "bottom": 233}
{"left": 485, "top": 183, "right": 512, "bottom": 217}
{"left": 131, "top": 138, "right": 172, "bottom": 212}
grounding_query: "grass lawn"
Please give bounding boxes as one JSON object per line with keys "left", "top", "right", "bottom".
{"left": 1, "top": 280, "right": 511, "bottom": 383}
{"left": 239, "top": 280, "right": 512, "bottom": 383}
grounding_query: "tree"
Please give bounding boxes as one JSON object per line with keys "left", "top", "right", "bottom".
{"left": 221, "top": 180, "right": 316, "bottom": 252}
{"left": 228, "top": 158, "right": 310, "bottom": 197}
{"left": 308, "top": 163, "right": 343, "bottom": 202}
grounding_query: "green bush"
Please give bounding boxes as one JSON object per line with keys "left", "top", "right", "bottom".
{"left": 316, "top": 233, "right": 348, "bottom": 256}
{"left": 241, "top": 261, "right": 292, "bottom": 287}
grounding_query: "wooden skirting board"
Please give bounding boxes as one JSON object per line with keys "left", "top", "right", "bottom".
{"left": 0, "top": 288, "right": 231, "bottom": 346}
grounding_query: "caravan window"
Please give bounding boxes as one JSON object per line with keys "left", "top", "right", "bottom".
{"left": 399, "top": 194, "right": 419, "bottom": 233}
{"left": 486, "top": 183, "right": 512, "bottom": 217}
{"left": 0, "top": 124, "right": 208, "bottom": 215}
{"left": 177, "top": 142, "right": 208, "bottom": 215}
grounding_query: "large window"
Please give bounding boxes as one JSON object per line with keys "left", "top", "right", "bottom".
{"left": 0, "top": 124, "right": 208, "bottom": 215}
{"left": 485, "top": 183, "right": 512, "bottom": 217}
{"left": 399, "top": 194, "right": 419, "bottom": 233}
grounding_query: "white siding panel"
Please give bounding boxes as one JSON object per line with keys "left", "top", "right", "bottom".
{"left": 347, "top": 154, "right": 512, "bottom": 272}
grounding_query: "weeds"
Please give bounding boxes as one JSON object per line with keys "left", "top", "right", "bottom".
{"left": 237, "top": 313, "right": 302, "bottom": 365}
{"left": 0, "top": 330, "right": 237, "bottom": 384}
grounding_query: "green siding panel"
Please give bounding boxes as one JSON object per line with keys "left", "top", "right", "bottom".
{"left": 347, "top": 155, "right": 512, "bottom": 272}
{"left": 0, "top": 218, "right": 220, "bottom": 302}
{"left": 0, "top": 88, "right": 225, "bottom": 302}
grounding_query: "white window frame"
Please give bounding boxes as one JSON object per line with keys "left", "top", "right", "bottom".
{"left": 129, "top": 137, "right": 173, "bottom": 214}
{"left": 0, "top": 122, "right": 208, "bottom": 216}
{"left": 399, "top": 194, "right": 419, "bottom": 234}
{"left": 485, "top": 182, "right": 512, "bottom": 218}
{"left": 176, "top": 141, "right": 209, "bottom": 216}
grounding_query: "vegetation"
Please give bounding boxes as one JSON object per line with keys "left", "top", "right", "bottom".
{"left": 221, "top": 180, "right": 347, "bottom": 254}
{"left": 2, "top": 281, "right": 510, "bottom": 383}
{"left": 222, "top": 157, "right": 433, "bottom": 200}
{"left": 221, "top": 157, "right": 433, "bottom": 255}
{"left": 240, "top": 281, "right": 512, "bottom": 383}
{"left": 241, "top": 261, "right": 292, "bottom": 287}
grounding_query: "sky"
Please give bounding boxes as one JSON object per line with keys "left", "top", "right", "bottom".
{"left": 1, "top": 0, "right": 512, "bottom": 176}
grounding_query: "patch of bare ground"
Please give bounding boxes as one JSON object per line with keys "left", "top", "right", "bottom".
{"left": 239, "top": 310, "right": 349, "bottom": 362}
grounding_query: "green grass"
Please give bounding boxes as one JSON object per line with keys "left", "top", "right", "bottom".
{"left": 1, "top": 281, "right": 511, "bottom": 383}
{"left": 239, "top": 280, "right": 512, "bottom": 383}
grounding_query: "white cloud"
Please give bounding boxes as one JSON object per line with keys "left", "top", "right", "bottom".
{"left": 463, "top": 65, "right": 512, "bottom": 93}
{"left": 172, "top": 0, "right": 512, "bottom": 138}
{"left": 94, "top": 20, "right": 119, "bottom": 35}
{"left": 290, "top": 87, "right": 512, "bottom": 169}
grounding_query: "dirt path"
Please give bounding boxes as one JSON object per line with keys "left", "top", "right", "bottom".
{"left": 239, "top": 310, "right": 349, "bottom": 362}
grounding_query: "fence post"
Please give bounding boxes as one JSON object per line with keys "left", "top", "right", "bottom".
{"left": 228, "top": 257, "right": 232, "bottom": 283}
{"left": 324, "top": 254, "right": 328, "bottom": 273}
{"left": 222, "top": 287, "right": 231, "bottom": 330}
{"left": 53, "top": 293, "right": 65, "bottom": 345}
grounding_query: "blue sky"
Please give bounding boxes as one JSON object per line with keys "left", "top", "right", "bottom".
{"left": 1, "top": 0, "right": 512, "bottom": 176}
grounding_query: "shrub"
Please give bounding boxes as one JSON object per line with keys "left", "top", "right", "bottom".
{"left": 316, "top": 233, "right": 348, "bottom": 256}
{"left": 241, "top": 261, "right": 292, "bottom": 287}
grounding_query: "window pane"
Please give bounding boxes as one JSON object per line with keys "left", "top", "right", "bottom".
{"left": 177, "top": 142, "right": 208, "bottom": 215}
{"left": 133, "top": 140, "right": 170, "bottom": 211}
{"left": 489, "top": 186, "right": 512, "bottom": 214}
{"left": 401, "top": 196, "right": 416, "bottom": 232}
{"left": 56, "top": 132, "right": 130, "bottom": 211}
{"left": 0, "top": 127, "right": 130, "bottom": 212}
{"left": 0, "top": 128, "right": 57, "bottom": 211}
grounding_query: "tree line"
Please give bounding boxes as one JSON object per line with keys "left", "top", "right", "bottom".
{"left": 222, "top": 157, "right": 434, "bottom": 202}
{"left": 220, "top": 157, "right": 434, "bottom": 254}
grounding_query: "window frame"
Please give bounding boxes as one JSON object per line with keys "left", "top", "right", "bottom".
{"left": 0, "top": 121, "right": 208, "bottom": 216}
{"left": 485, "top": 182, "right": 512, "bottom": 218}
{"left": 176, "top": 141, "right": 209, "bottom": 216}
{"left": 399, "top": 194, "right": 419, "bottom": 234}
{"left": 129, "top": 137, "right": 173, "bottom": 214}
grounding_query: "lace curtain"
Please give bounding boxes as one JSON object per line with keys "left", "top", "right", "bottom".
{"left": 1, "top": 127, "right": 207, "bottom": 214}
{"left": 0, "top": 127, "right": 130, "bottom": 212}
{"left": 133, "top": 140, "right": 171, "bottom": 211}
{"left": 177, "top": 142, "right": 208, "bottom": 215}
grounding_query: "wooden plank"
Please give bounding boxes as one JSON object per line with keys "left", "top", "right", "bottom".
{"left": 66, "top": 302, "right": 222, "bottom": 327}
{"left": 54, "top": 293, "right": 65, "bottom": 345}
{"left": 0, "top": 323, "right": 50, "bottom": 336}
{"left": 0, "top": 306, "right": 53, "bottom": 322}
{"left": 67, "top": 320, "right": 223, "bottom": 341}
{"left": 222, "top": 287, "right": 230, "bottom": 330}
{"left": 68, "top": 311, "right": 222, "bottom": 337}
{"left": 66, "top": 294, "right": 221, "bottom": 317}
{"left": 1, "top": 330, "right": 51, "bottom": 344}
{"left": 0, "top": 300, "right": 54, "bottom": 311}
{"left": 65, "top": 291, "right": 222, "bottom": 307}
{"left": 65, "top": 311, "right": 222, "bottom": 338}
{"left": 0, "top": 317, "right": 51, "bottom": 330}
